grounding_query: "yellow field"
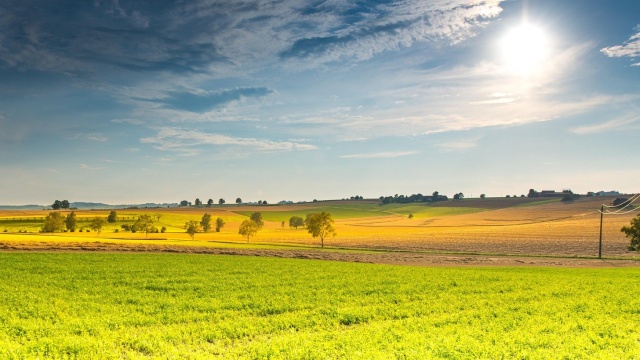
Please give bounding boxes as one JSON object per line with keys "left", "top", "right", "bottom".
{"left": 0, "top": 196, "right": 637, "bottom": 257}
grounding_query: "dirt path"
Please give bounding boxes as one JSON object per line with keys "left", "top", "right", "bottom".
{"left": 1, "top": 241, "right": 638, "bottom": 268}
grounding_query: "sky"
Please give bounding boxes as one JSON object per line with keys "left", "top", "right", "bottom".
{"left": 1, "top": 0, "right": 640, "bottom": 205}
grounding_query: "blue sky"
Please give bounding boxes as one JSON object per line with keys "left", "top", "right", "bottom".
{"left": 1, "top": 0, "right": 639, "bottom": 205}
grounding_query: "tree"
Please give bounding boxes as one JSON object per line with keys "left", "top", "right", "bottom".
{"left": 306, "top": 212, "right": 336, "bottom": 248}
{"left": 622, "top": 214, "right": 640, "bottom": 251}
{"left": 215, "top": 217, "right": 225, "bottom": 232}
{"left": 61, "top": 200, "right": 70, "bottom": 209}
{"left": 134, "top": 215, "right": 154, "bottom": 237}
{"left": 453, "top": 192, "right": 464, "bottom": 200}
{"left": 527, "top": 189, "right": 539, "bottom": 198}
{"left": 89, "top": 216, "right": 108, "bottom": 236}
{"left": 51, "top": 200, "right": 62, "bottom": 210}
{"left": 408, "top": 213, "right": 413, "bottom": 219}
{"left": 258, "top": 200, "right": 263, "bottom": 205}
{"left": 107, "top": 210, "right": 117, "bottom": 223}
{"left": 185, "top": 220, "right": 199, "bottom": 240}
{"left": 262, "top": 200, "right": 268, "bottom": 205}
{"left": 238, "top": 220, "right": 258, "bottom": 242}
{"left": 180, "top": 200, "right": 189, "bottom": 207}
{"left": 250, "top": 212, "right": 264, "bottom": 228}
{"left": 236, "top": 198, "right": 242, "bottom": 205}
{"left": 42, "top": 212, "right": 65, "bottom": 233}
{"left": 207, "top": 199, "right": 213, "bottom": 207}
{"left": 66, "top": 211, "right": 78, "bottom": 232}
{"left": 201, "top": 213, "right": 212, "bottom": 232}
{"left": 219, "top": 198, "right": 225, "bottom": 205}
{"left": 195, "top": 198, "right": 202, "bottom": 206}
{"left": 289, "top": 216, "right": 304, "bottom": 229}
{"left": 480, "top": 194, "right": 486, "bottom": 199}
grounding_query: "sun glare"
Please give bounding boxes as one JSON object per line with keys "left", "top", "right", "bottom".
{"left": 501, "top": 23, "right": 549, "bottom": 76}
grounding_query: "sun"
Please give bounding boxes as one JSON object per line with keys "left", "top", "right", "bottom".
{"left": 500, "top": 23, "right": 549, "bottom": 76}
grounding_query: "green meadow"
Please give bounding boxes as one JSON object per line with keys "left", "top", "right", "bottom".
{"left": 237, "top": 203, "right": 484, "bottom": 222}
{"left": 1, "top": 253, "right": 639, "bottom": 359}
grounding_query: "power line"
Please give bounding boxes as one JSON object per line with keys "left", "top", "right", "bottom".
{"left": 598, "top": 193, "right": 639, "bottom": 259}
{"left": 599, "top": 194, "right": 640, "bottom": 215}
{"left": 601, "top": 193, "right": 640, "bottom": 209}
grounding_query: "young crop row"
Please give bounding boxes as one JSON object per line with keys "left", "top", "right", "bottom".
{"left": 0, "top": 253, "right": 639, "bottom": 358}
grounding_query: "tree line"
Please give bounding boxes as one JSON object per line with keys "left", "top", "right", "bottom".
{"left": 379, "top": 191, "right": 449, "bottom": 204}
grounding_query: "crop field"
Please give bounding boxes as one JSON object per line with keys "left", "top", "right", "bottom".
{"left": 0, "top": 253, "right": 639, "bottom": 359}
{"left": 0, "top": 196, "right": 638, "bottom": 258}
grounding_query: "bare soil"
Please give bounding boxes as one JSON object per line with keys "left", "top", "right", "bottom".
{"left": 1, "top": 241, "right": 638, "bottom": 268}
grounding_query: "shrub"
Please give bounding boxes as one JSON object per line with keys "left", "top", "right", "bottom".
{"left": 622, "top": 214, "right": 640, "bottom": 252}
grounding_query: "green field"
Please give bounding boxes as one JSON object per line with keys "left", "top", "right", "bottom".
{"left": 237, "top": 203, "right": 484, "bottom": 222}
{"left": 1, "top": 253, "right": 639, "bottom": 359}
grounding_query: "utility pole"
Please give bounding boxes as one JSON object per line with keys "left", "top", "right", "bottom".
{"left": 599, "top": 204, "right": 604, "bottom": 259}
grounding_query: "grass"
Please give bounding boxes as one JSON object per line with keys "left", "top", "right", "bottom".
{"left": 0, "top": 253, "right": 639, "bottom": 358}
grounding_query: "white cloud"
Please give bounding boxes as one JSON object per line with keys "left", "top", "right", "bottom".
{"left": 87, "top": 134, "right": 109, "bottom": 142}
{"left": 571, "top": 114, "right": 640, "bottom": 135}
{"left": 601, "top": 27, "right": 640, "bottom": 61}
{"left": 340, "top": 151, "right": 418, "bottom": 159}
{"left": 140, "top": 127, "right": 317, "bottom": 153}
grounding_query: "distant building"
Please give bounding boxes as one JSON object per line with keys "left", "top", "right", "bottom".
{"left": 612, "top": 198, "right": 629, "bottom": 206}
{"left": 539, "top": 190, "right": 564, "bottom": 198}
{"left": 597, "top": 191, "right": 621, "bottom": 196}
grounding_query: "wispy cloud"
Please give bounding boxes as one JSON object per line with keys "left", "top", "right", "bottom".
{"left": 79, "top": 163, "right": 102, "bottom": 170}
{"left": 140, "top": 127, "right": 317, "bottom": 153}
{"left": 112, "top": 118, "right": 144, "bottom": 125}
{"left": 0, "top": 0, "right": 506, "bottom": 78}
{"left": 571, "top": 114, "right": 640, "bottom": 134}
{"left": 601, "top": 26, "right": 640, "bottom": 65}
{"left": 87, "top": 134, "right": 109, "bottom": 142}
{"left": 340, "top": 151, "right": 418, "bottom": 159}
{"left": 434, "top": 138, "right": 480, "bottom": 152}
{"left": 135, "top": 87, "right": 272, "bottom": 113}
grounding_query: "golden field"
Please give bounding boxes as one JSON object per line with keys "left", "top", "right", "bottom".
{"left": 0, "top": 196, "right": 637, "bottom": 257}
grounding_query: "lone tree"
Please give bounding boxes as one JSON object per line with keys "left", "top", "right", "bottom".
{"left": 107, "top": 210, "right": 117, "bottom": 223}
{"left": 195, "top": 198, "right": 202, "bottom": 206}
{"left": 185, "top": 220, "right": 199, "bottom": 240}
{"left": 207, "top": 199, "right": 213, "bottom": 207}
{"left": 219, "top": 198, "right": 225, "bottom": 205}
{"left": 180, "top": 200, "right": 189, "bottom": 207}
{"left": 306, "top": 212, "right": 336, "bottom": 248}
{"left": 250, "top": 212, "right": 264, "bottom": 228}
{"left": 289, "top": 216, "right": 304, "bottom": 229}
{"left": 238, "top": 220, "right": 258, "bottom": 242}
{"left": 215, "top": 217, "right": 225, "bottom": 232}
{"left": 236, "top": 198, "right": 242, "bottom": 205}
{"left": 51, "top": 200, "right": 62, "bottom": 210}
{"left": 201, "top": 213, "right": 212, "bottom": 233}
{"left": 134, "top": 215, "right": 154, "bottom": 237}
{"left": 42, "top": 212, "right": 65, "bottom": 233}
{"left": 89, "top": 216, "right": 108, "bottom": 236}
{"left": 66, "top": 211, "right": 78, "bottom": 232}
{"left": 622, "top": 214, "right": 640, "bottom": 252}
